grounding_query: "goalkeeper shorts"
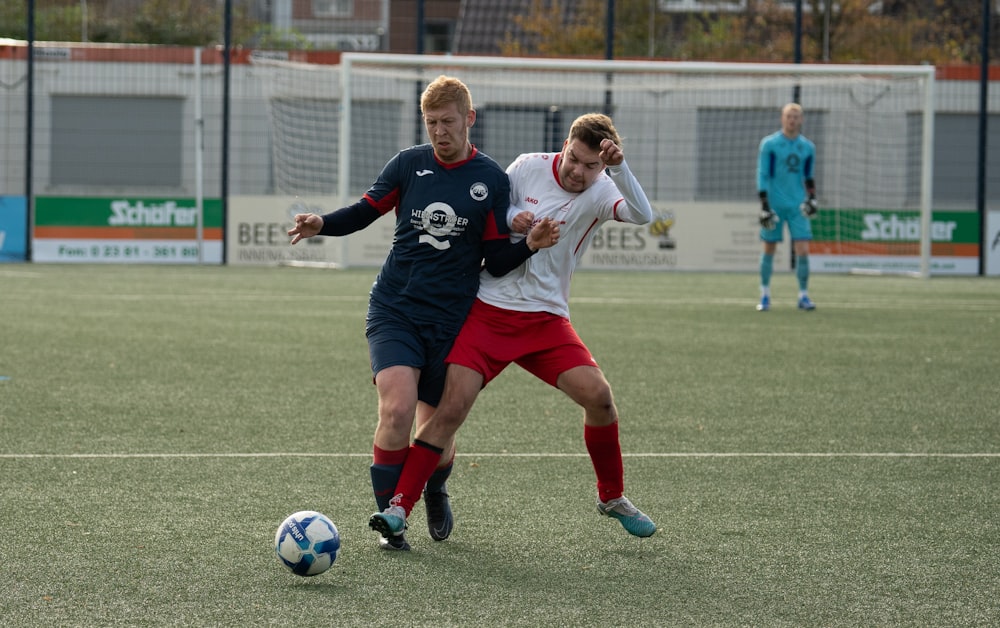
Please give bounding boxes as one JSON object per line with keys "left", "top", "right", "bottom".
{"left": 761, "top": 205, "right": 813, "bottom": 242}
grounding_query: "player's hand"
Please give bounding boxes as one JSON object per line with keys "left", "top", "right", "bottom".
{"left": 288, "top": 213, "right": 322, "bottom": 245}
{"left": 511, "top": 210, "right": 535, "bottom": 235}
{"left": 800, "top": 196, "right": 819, "bottom": 218}
{"left": 598, "top": 138, "right": 624, "bottom": 167}
{"left": 759, "top": 202, "right": 776, "bottom": 230}
{"left": 526, "top": 217, "right": 560, "bottom": 251}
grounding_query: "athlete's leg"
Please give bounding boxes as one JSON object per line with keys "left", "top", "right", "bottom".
{"left": 556, "top": 365, "right": 624, "bottom": 501}
{"left": 397, "top": 365, "right": 485, "bottom": 514}
{"left": 416, "top": 400, "right": 456, "bottom": 541}
{"left": 787, "top": 211, "right": 815, "bottom": 308}
{"left": 370, "top": 365, "right": 420, "bottom": 512}
{"left": 366, "top": 366, "right": 421, "bottom": 549}
{"left": 556, "top": 365, "right": 656, "bottom": 537}
{"left": 760, "top": 240, "right": 777, "bottom": 303}
{"left": 415, "top": 402, "right": 456, "bottom": 486}
{"left": 794, "top": 239, "right": 811, "bottom": 293}
{"left": 556, "top": 365, "right": 617, "bottom": 427}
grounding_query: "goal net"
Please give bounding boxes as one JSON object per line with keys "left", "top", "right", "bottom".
{"left": 251, "top": 54, "right": 934, "bottom": 275}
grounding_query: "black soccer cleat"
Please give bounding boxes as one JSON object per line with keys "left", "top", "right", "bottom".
{"left": 424, "top": 488, "right": 454, "bottom": 541}
{"left": 377, "top": 533, "right": 411, "bottom": 551}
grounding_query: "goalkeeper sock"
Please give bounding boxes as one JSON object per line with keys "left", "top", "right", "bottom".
{"left": 371, "top": 445, "right": 408, "bottom": 512}
{"left": 760, "top": 253, "right": 774, "bottom": 289}
{"left": 796, "top": 255, "right": 810, "bottom": 291}
{"left": 585, "top": 422, "right": 624, "bottom": 503}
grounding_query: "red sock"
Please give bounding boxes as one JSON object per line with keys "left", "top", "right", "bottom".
{"left": 392, "top": 440, "right": 443, "bottom": 517}
{"left": 372, "top": 444, "right": 408, "bottom": 466}
{"left": 585, "top": 422, "right": 624, "bottom": 503}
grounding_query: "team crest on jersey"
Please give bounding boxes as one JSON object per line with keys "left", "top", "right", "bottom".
{"left": 469, "top": 182, "right": 489, "bottom": 201}
{"left": 784, "top": 153, "right": 802, "bottom": 173}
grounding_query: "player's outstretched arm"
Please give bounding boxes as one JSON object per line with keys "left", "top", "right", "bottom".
{"left": 598, "top": 139, "right": 653, "bottom": 225}
{"left": 288, "top": 200, "right": 382, "bottom": 244}
{"left": 287, "top": 213, "right": 322, "bottom": 245}
{"left": 605, "top": 164, "right": 653, "bottom": 226}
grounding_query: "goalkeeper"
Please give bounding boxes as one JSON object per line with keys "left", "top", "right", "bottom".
{"left": 755, "top": 102, "right": 818, "bottom": 311}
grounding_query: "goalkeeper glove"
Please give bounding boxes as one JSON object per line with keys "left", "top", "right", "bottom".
{"left": 800, "top": 195, "right": 818, "bottom": 218}
{"left": 759, "top": 200, "right": 776, "bottom": 230}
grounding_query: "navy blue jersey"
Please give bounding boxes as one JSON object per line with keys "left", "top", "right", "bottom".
{"left": 364, "top": 144, "right": 512, "bottom": 325}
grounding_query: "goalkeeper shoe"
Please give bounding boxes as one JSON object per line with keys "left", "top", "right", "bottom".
{"left": 424, "top": 487, "right": 454, "bottom": 541}
{"left": 369, "top": 505, "right": 407, "bottom": 540}
{"left": 797, "top": 295, "right": 817, "bottom": 311}
{"left": 756, "top": 295, "right": 770, "bottom": 312}
{"left": 597, "top": 496, "right": 657, "bottom": 538}
{"left": 378, "top": 532, "right": 411, "bottom": 551}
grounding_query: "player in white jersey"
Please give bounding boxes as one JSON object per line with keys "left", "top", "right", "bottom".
{"left": 479, "top": 137, "right": 651, "bottom": 318}
{"left": 370, "top": 113, "right": 657, "bottom": 546}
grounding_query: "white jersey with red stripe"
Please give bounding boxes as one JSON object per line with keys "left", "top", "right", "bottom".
{"left": 476, "top": 152, "right": 653, "bottom": 319}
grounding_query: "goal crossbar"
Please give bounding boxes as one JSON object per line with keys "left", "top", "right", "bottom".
{"left": 336, "top": 54, "right": 935, "bottom": 277}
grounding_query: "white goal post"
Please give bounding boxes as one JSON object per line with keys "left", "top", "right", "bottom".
{"left": 254, "top": 53, "right": 935, "bottom": 276}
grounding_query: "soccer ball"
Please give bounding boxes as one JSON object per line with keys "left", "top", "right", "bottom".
{"left": 274, "top": 511, "right": 341, "bottom": 577}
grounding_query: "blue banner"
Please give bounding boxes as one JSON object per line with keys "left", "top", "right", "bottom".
{"left": 0, "top": 196, "right": 28, "bottom": 262}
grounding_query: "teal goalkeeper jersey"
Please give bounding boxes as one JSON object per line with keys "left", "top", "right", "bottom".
{"left": 756, "top": 131, "right": 815, "bottom": 211}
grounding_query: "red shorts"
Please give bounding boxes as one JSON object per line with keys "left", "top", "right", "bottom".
{"left": 445, "top": 299, "right": 598, "bottom": 387}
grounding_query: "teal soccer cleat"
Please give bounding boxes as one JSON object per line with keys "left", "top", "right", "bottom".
{"left": 369, "top": 505, "right": 407, "bottom": 541}
{"left": 597, "top": 496, "right": 657, "bottom": 538}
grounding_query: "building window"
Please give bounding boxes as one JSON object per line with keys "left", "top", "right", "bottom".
{"left": 51, "top": 95, "right": 182, "bottom": 188}
{"left": 933, "top": 113, "right": 1000, "bottom": 205}
{"left": 423, "top": 21, "right": 454, "bottom": 54}
{"left": 313, "top": 0, "right": 352, "bottom": 18}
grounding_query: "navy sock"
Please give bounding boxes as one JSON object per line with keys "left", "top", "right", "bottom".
{"left": 425, "top": 461, "right": 453, "bottom": 494}
{"left": 370, "top": 463, "right": 403, "bottom": 512}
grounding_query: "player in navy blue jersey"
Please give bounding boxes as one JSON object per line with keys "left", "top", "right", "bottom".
{"left": 756, "top": 102, "right": 819, "bottom": 312}
{"left": 288, "top": 75, "right": 560, "bottom": 551}
{"left": 368, "top": 113, "right": 657, "bottom": 548}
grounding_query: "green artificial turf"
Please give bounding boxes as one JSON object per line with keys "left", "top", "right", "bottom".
{"left": 1, "top": 264, "right": 997, "bottom": 626}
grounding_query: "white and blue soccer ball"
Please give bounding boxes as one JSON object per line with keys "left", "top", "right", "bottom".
{"left": 274, "top": 511, "right": 341, "bottom": 577}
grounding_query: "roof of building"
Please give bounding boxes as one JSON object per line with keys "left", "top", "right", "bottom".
{"left": 454, "top": 0, "right": 580, "bottom": 56}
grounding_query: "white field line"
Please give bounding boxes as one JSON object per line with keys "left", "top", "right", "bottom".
{"left": 0, "top": 452, "right": 997, "bottom": 459}
{"left": 4, "top": 291, "right": 997, "bottom": 311}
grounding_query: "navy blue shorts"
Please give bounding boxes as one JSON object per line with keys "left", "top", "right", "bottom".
{"left": 365, "top": 306, "right": 464, "bottom": 407}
